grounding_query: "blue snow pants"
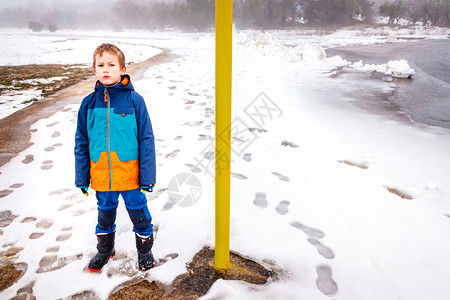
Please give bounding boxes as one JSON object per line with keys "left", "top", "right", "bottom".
{"left": 95, "top": 188, "right": 153, "bottom": 237}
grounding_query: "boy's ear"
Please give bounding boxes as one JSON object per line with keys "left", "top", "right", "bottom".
{"left": 120, "top": 66, "right": 126, "bottom": 75}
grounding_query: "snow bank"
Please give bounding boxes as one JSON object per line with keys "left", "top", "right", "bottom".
{"left": 362, "top": 25, "right": 450, "bottom": 40}
{"left": 386, "top": 31, "right": 398, "bottom": 43}
{"left": 351, "top": 59, "right": 415, "bottom": 78}
{"left": 235, "top": 31, "right": 415, "bottom": 79}
{"left": 235, "top": 31, "right": 326, "bottom": 63}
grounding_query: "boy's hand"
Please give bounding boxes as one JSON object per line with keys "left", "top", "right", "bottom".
{"left": 78, "top": 186, "right": 89, "bottom": 196}
{"left": 140, "top": 184, "right": 155, "bottom": 193}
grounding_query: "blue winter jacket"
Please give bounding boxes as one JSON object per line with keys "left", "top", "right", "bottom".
{"left": 74, "top": 75, "right": 156, "bottom": 191}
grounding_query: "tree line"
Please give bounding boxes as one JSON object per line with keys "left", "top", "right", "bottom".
{"left": 0, "top": 0, "right": 448, "bottom": 32}
{"left": 380, "top": 0, "right": 450, "bottom": 26}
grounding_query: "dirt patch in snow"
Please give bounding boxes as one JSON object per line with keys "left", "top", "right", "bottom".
{"left": 109, "top": 247, "right": 273, "bottom": 300}
{"left": 0, "top": 263, "right": 23, "bottom": 292}
{"left": 0, "top": 64, "right": 92, "bottom": 98}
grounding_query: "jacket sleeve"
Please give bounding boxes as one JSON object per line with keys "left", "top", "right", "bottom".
{"left": 74, "top": 97, "right": 91, "bottom": 187}
{"left": 134, "top": 93, "right": 156, "bottom": 186}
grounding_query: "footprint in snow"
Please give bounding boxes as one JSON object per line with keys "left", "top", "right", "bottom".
{"left": 46, "top": 122, "right": 59, "bottom": 127}
{"left": 272, "top": 172, "right": 290, "bottom": 182}
{"left": 56, "top": 232, "right": 72, "bottom": 242}
{"left": 165, "top": 149, "right": 180, "bottom": 159}
{"left": 198, "top": 135, "right": 207, "bottom": 141}
{"left": 338, "top": 159, "right": 369, "bottom": 169}
{"left": 290, "top": 221, "right": 334, "bottom": 259}
{"left": 21, "top": 155, "right": 34, "bottom": 164}
{"left": 147, "top": 188, "right": 167, "bottom": 202}
{"left": 231, "top": 172, "right": 247, "bottom": 180}
{"left": 384, "top": 186, "right": 414, "bottom": 200}
{"left": 41, "top": 160, "right": 53, "bottom": 170}
{"left": 58, "top": 203, "right": 74, "bottom": 211}
{"left": 0, "top": 210, "right": 18, "bottom": 227}
{"left": 242, "top": 153, "right": 252, "bottom": 162}
{"left": 71, "top": 206, "right": 93, "bottom": 217}
{"left": 185, "top": 163, "right": 202, "bottom": 174}
{"left": 163, "top": 200, "right": 175, "bottom": 211}
{"left": 29, "top": 232, "right": 45, "bottom": 239}
{"left": 281, "top": 140, "right": 299, "bottom": 148}
{"left": 0, "top": 189, "right": 14, "bottom": 198}
{"left": 21, "top": 216, "right": 37, "bottom": 223}
{"left": 48, "top": 187, "right": 73, "bottom": 196}
{"left": 51, "top": 131, "right": 61, "bottom": 138}
{"left": 56, "top": 225, "right": 73, "bottom": 242}
{"left": 105, "top": 254, "right": 139, "bottom": 278}
{"left": 275, "top": 200, "right": 290, "bottom": 215}
{"left": 13, "top": 280, "right": 36, "bottom": 300}
{"left": 36, "top": 219, "right": 54, "bottom": 229}
{"left": 44, "top": 143, "right": 63, "bottom": 152}
{"left": 46, "top": 246, "right": 60, "bottom": 253}
{"left": 10, "top": 183, "right": 24, "bottom": 189}
{"left": 36, "top": 253, "right": 82, "bottom": 274}
{"left": 253, "top": 192, "right": 268, "bottom": 209}
{"left": 186, "top": 121, "right": 204, "bottom": 127}
{"left": 308, "top": 238, "right": 335, "bottom": 259}
{"left": 290, "top": 221, "right": 325, "bottom": 239}
{"left": 316, "top": 264, "right": 338, "bottom": 296}
{"left": 0, "top": 246, "right": 25, "bottom": 259}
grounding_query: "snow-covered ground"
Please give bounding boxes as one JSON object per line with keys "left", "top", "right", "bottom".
{"left": 0, "top": 28, "right": 163, "bottom": 119}
{"left": 1, "top": 26, "right": 450, "bottom": 299}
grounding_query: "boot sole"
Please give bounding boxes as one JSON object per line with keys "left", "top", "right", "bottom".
{"left": 88, "top": 251, "right": 116, "bottom": 272}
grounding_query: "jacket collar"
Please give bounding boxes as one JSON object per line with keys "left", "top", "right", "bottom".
{"left": 94, "top": 74, "right": 134, "bottom": 92}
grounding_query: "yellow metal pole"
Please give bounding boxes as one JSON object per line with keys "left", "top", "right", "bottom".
{"left": 215, "top": 0, "right": 232, "bottom": 272}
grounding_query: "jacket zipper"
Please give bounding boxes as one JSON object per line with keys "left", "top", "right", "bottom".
{"left": 105, "top": 87, "right": 112, "bottom": 191}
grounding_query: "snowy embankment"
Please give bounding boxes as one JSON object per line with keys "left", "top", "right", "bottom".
{"left": 235, "top": 30, "right": 416, "bottom": 78}
{"left": 0, "top": 27, "right": 450, "bottom": 300}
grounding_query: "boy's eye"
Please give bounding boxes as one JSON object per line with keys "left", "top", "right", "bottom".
{"left": 97, "top": 64, "right": 104, "bottom": 67}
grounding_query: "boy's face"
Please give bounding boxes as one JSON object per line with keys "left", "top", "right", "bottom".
{"left": 94, "top": 52, "right": 126, "bottom": 86}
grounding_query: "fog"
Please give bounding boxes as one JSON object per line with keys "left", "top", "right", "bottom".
{"left": 0, "top": 0, "right": 448, "bottom": 32}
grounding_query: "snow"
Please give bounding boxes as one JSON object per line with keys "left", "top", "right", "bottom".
{"left": 0, "top": 28, "right": 163, "bottom": 66}
{"left": 0, "top": 89, "right": 43, "bottom": 119}
{"left": 351, "top": 59, "right": 416, "bottom": 78}
{"left": 18, "top": 77, "right": 69, "bottom": 85}
{"left": 1, "top": 26, "right": 450, "bottom": 300}
{"left": 0, "top": 28, "right": 163, "bottom": 119}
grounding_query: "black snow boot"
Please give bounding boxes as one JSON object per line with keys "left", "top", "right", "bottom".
{"left": 88, "top": 232, "right": 116, "bottom": 272}
{"left": 135, "top": 233, "right": 155, "bottom": 271}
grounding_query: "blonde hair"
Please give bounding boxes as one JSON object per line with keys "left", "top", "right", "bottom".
{"left": 93, "top": 43, "right": 126, "bottom": 69}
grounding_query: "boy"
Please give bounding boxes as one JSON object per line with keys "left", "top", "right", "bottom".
{"left": 74, "top": 43, "right": 156, "bottom": 272}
